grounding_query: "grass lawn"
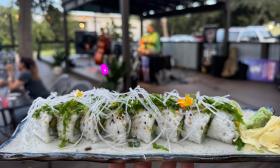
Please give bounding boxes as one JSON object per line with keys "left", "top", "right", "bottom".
{"left": 40, "top": 44, "right": 76, "bottom": 58}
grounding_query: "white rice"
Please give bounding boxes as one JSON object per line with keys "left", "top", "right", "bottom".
{"left": 131, "top": 111, "right": 155, "bottom": 143}
{"left": 182, "top": 110, "right": 211, "bottom": 144}
{"left": 104, "top": 114, "right": 129, "bottom": 143}
{"left": 157, "top": 109, "right": 184, "bottom": 142}
{"left": 207, "top": 111, "right": 239, "bottom": 144}
{"left": 80, "top": 112, "right": 99, "bottom": 143}
{"left": 57, "top": 114, "right": 81, "bottom": 143}
{"left": 31, "top": 112, "right": 56, "bottom": 143}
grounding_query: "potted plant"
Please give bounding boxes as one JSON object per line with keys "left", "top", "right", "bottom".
{"left": 101, "top": 57, "right": 126, "bottom": 91}
{"left": 52, "top": 49, "right": 65, "bottom": 75}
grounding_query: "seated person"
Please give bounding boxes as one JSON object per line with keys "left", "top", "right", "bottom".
{"left": 5, "top": 57, "right": 49, "bottom": 99}
{"left": 138, "top": 24, "right": 161, "bottom": 56}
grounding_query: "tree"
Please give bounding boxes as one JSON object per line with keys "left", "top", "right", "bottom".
{"left": 0, "top": 6, "right": 18, "bottom": 46}
{"left": 165, "top": 0, "right": 280, "bottom": 36}
{"left": 17, "top": 0, "right": 53, "bottom": 58}
{"left": 18, "top": 0, "right": 32, "bottom": 58}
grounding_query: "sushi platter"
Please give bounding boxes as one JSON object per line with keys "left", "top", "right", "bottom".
{"left": 0, "top": 86, "right": 280, "bottom": 162}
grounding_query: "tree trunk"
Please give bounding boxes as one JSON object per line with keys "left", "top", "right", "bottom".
{"left": 18, "top": 0, "right": 32, "bottom": 58}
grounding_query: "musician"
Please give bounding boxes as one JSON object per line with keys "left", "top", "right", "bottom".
{"left": 94, "top": 28, "right": 111, "bottom": 65}
{"left": 137, "top": 24, "right": 161, "bottom": 56}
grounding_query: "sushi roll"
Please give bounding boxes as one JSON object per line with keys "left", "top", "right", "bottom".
{"left": 104, "top": 113, "right": 129, "bottom": 143}
{"left": 182, "top": 110, "right": 211, "bottom": 144}
{"left": 55, "top": 99, "right": 88, "bottom": 147}
{"left": 203, "top": 96, "right": 243, "bottom": 144}
{"left": 131, "top": 111, "right": 156, "bottom": 143}
{"left": 157, "top": 109, "right": 184, "bottom": 142}
{"left": 207, "top": 111, "right": 239, "bottom": 144}
{"left": 80, "top": 112, "right": 99, "bottom": 142}
{"left": 57, "top": 114, "right": 81, "bottom": 144}
{"left": 31, "top": 104, "right": 57, "bottom": 143}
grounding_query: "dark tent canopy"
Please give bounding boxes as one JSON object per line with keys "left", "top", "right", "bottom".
{"left": 62, "top": 0, "right": 225, "bottom": 19}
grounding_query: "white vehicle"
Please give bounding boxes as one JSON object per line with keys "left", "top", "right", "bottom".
{"left": 217, "top": 26, "right": 277, "bottom": 43}
{"left": 237, "top": 26, "right": 277, "bottom": 43}
{"left": 216, "top": 27, "right": 244, "bottom": 42}
{"left": 169, "top": 34, "right": 197, "bottom": 42}
{"left": 161, "top": 34, "right": 197, "bottom": 42}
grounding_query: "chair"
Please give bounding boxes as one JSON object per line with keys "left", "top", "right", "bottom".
{"left": 50, "top": 74, "right": 72, "bottom": 95}
{"left": 69, "top": 80, "right": 93, "bottom": 92}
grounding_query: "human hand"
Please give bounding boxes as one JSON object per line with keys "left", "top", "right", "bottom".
{"left": 0, "top": 79, "right": 6, "bottom": 87}
{"left": 5, "top": 64, "right": 14, "bottom": 73}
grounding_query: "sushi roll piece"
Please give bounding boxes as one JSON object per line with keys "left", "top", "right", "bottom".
{"left": 55, "top": 99, "right": 88, "bottom": 147}
{"left": 201, "top": 96, "right": 244, "bottom": 146}
{"left": 207, "top": 111, "right": 239, "bottom": 144}
{"left": 157, "top": 109, "right": 184, "bottom": 142}
{"left": 182, "top": 110, "right": 211, "bottom": 144}
{"left": 31, "top": 104, "right": 57, "bottom": 143}
{"left": 80, "top": 112, "right": 99, "bottom": 142}
{"left": 57, "top": 114, "right": 81, "bottom": 144}
{"left": 104, "top": 113, "right": 129, "bottom": 143}
{"left": 131, "top": 111, "right": 156, "bottom": 143}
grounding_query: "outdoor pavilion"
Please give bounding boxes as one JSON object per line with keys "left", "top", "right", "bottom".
{"left": 61, "top": 0, "right": 231, "bottom": 90}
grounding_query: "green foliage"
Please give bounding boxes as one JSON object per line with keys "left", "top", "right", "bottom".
{"left": 0, "top": 6, "right": 18, "bottom": 45}
{"left": 52, "top": 49, "right": 66, "bottom": 66}
{"left": 164, "top": 0, "right": 280, "bottom": 35}
{"left": 102, "top": 57, "right": 126, "bottom": 91}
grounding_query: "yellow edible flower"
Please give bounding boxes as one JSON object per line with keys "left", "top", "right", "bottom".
{"left": 177, "top": 95, "right": 193, "bottom": 109}
{"left": 74, "top": 90, "right": 84, "bottom": 98}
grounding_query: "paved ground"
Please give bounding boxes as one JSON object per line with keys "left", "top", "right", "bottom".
{"left": 0, "top": 61, "right": 279, "bottom": 168}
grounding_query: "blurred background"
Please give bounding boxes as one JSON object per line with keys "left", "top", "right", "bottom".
{"left": 0, "top": 0, "right": 279, "bottom": 167}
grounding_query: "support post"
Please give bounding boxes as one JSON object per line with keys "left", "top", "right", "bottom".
{"left": 223, "top": 0, "right": 230, "bottom": 57}
{"left": 18, "top": 0, "right": 32, "bottom": 58}
{"left": 140, "top": 17, "right": 143, "bottom": 37}
{"left": 120, "top": 0, "right": 131, "bottom": 91}
{"left": 63, "top": 10, "right": 70, "bottom": 68}
{"left": 8, "top": 13, "right": 15, "bottom": 48}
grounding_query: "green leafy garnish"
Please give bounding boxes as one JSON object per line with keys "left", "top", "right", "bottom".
{"left": 32, "top": 104, "right": 54, "bottom": 119}
{"left": 128, "top": 138, "right": 141, "bottom": 148}
{"left": 177, "top": 118, "right": 185, "bottom": 137}
{"left": 54, "top": 99, "right": 88, "bottom": 147}
{"left": 233, "top": 137, "right": 245, "bottom": 150}
{"left": 204, "top": 97, "right": 244, "bottom": 124}
{"left": 59, "top": 138, "right": 69, "bottom": 148}
{"left": 152, "top": 143, "right": 169, "bottom": 151}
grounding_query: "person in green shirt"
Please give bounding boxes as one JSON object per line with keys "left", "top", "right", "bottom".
{"left": 138, "top": 24, "right": 161, "bottom": 55}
